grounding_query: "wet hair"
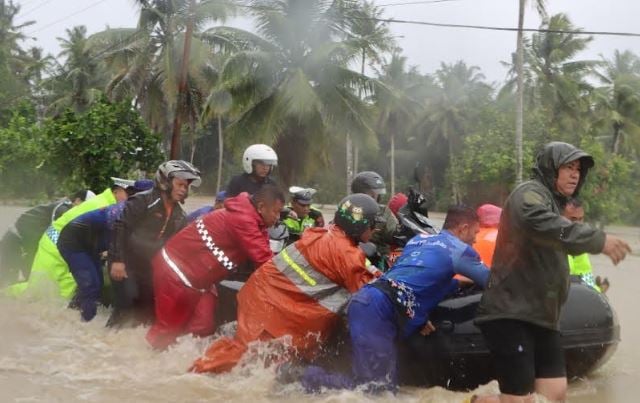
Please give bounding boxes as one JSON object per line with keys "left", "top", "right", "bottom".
{"left": 252, "top": 184, "right": 286, "bottom": 206}
{"left": 443, "top": 205, "right": 479, "bottom": 230}
{"left": 565, "top": 197, "right": 583, "bottom": 209}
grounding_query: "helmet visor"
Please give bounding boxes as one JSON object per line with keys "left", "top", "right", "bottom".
{"left": 255, "top": 159, "right": 278, "bottom": 167}
{"left": 173, "top": 171, "right": 202, "bottom": 187}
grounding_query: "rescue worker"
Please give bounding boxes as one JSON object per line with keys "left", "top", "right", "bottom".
{"left": 7, "top": 181, "right": 132, "bottom": 298}
{"left": 298, "top": 205, "right": 490, "bottom": 393}
{"left": 351, "top": 171, "right": 398, "bottom": 256}
{"left": 282, "top": 186, "right": 325, "bottom": 243}
{"left": 474, "top": 203, "right": 502, "bottom": 266}
{"left": 563, "top": 198, "right": 607, "bottom": 292}
{"left": 186, "top": 190, "right": 226, "bottom": 222}
{"left": 145, "top": 185, "right": 285, "bottom": 349}
{"left": 57, "top": 180, "right": 153, "bottom": 321}
{"left": 107, "top": 161, "right": 201, "bottom": 328}
{"left": 190, "top": 193, "right": 382, "bottom": 374}
{"left": 474, "top": 142, "right": 631, "bottom": 403}
{"left": 226, "top": 144, "right": 278, "bottom": 197}
{"left": 0, "top": 189, "right": 95, "bottom": 287}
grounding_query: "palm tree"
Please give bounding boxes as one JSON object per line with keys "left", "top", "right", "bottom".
{"left": 47, "top": 26, "right": 106, "bottom": 114}
{"left": 0, "top": 0, "right": 36, "bottom": 121}
{"left": 515, "top": 0, "right": 546, "bottom": 183}
{"left": 374, "top": 49, "right": 420, "bottom": 194}
{"left": 208, "top": 0, "right": 378, "bottom": 187}
{"left": 342, "top": 0, "right": 393, "bottom": 191}
{"left": 97, "top": 0, "right": 235, "bottom": 157}
{"left": 415, "top": 61, "right": 492, "bottom": 202}
{"left": 25, "top": 46, "right": 54, "bottom": 120}
{"left": 527, "top": 13, "right": 596, "bottom": 139}
{"left": 593, "top": 50, "right": 640, "bottom": 155}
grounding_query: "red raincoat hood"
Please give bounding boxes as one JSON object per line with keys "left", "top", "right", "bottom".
{"left": 224, "top": 192, "right": 258, "bottom": 215}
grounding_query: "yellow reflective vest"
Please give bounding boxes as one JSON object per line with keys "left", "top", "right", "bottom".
{"left": 7, "top": 188, "right": 116, "bottom": 299}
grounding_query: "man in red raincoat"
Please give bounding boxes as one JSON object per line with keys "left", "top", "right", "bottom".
{"left": 190, "top": 193, "right": 382, "bottom": 374}
{"left": 145, "top": 185, "right": 285, "bottom": 349}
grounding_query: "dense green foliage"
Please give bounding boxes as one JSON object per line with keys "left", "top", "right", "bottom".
{"left": 0, "top": 0, "right": 639, "bottom": 225}
{"left": 0, "top": 98, "right": 163, "bottom": 199}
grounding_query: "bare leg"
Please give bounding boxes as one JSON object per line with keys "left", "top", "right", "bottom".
{"left": 473, "top": 393, "right": 534, "bottom": 403}
{"left": 534, "top": 377, "right": 567, "bottom": 402}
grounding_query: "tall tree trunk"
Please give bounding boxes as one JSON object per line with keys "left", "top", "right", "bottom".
{"left": 390, "top": 130, "right": 395, "bottom": 195}
{"left": 515, "top": 0, "right": 526, "bottom": 184}
{"left": 189, "top": 130, "right": 197, "bottom": 163}
{"left": 346, "top": 133, "right": 353, "bottom": 193}
{"left": 353, "top": 48, "right": 367, "bottom": 176}
{"left": 216, "top": 116, "right": 224, "bottom": 193}
{"left": 189, "top": 111, "right": 197, "bottom": 163}
{"left": 612, "top": 122, "right": 622, "bottom": 154}
{"left": 347, "top": 47, "right": 368, "bottom": 193}
{"left": 354, "top": 146, "right": 359, "bottom": 174}
{"left": 169, "top": 0, "right": 195, "bottom": 160}
{"left": 449, "top": 137, "right": 460, "bottom": 204}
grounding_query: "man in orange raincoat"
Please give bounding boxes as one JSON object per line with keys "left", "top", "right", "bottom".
{"left": 474, "top": 203, "right": 502, "bottom": 266}
{"left": 191, "top": 193, "right": 382, "bottom": 374}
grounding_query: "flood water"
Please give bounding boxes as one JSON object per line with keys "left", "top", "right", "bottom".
{"left": 1, "top": 199, "right": 638, "bottom": 402}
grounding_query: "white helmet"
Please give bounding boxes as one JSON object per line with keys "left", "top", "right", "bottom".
{"left": 242, "top": 144, "right": 278, "bottom": 174}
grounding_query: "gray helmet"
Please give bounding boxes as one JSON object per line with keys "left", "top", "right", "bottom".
{"left": 334, "top": 193, "right": 380, "bottom": 241}
{"left": 351, "top": 171, "right": 387, "bottom": 197}
{"left": 155, "top": 160, "right": 202, "bottom": 191}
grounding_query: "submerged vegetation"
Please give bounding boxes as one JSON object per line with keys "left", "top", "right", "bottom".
{"left": 0, "top": 0, "right": 639, "bottom": 224}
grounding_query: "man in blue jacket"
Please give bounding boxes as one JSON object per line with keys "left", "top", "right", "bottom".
{"left": 297, "top": 205, "right": 490, "bottom": 393}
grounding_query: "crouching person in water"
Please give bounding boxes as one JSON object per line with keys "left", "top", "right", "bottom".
{"left": 189, "top": 193, "right": 381, "bottom": 374}
{"left": 298, "top": 205, "right": 490, "bottom": 393}
{"left": 145, "top": 185, "right": 285, "bottom": 349}
{"left": 57, "top": 180, "right": 153, "bottom": 321}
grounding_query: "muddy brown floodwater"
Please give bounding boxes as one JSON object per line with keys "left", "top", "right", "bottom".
{"left": 1, "top": 197, "right": 638, "bottom": 402}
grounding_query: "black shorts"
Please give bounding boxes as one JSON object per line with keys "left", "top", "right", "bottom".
{"left": 478, "top": 319, "right": 566, "bottom": 396}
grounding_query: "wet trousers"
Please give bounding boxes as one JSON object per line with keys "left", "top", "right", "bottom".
{"left": 145, "top": 253, "right": 217, "bottom": 349}
{"left": 301, "top": 286, "right": 399, "bottom": 393}
{"left": 107, "top": 256, "right": 156, "bottom": 328}
{"left": 59, "top": 249, "right": 103, "bottom": 321}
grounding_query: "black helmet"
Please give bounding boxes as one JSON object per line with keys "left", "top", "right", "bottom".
{"left": 334, "top": 193, "right": 380, "bottom": 241}
{"left": 155, "top": 160, "right": 202, "bottom": 191}
{"left": 351, "top": 171, "right": 387, "bottom": 198}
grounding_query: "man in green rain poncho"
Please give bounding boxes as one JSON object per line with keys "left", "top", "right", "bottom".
{"left": 6, "top": 178, "right": 134, "bottom": 299}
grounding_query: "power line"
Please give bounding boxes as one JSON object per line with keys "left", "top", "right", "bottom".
{"left": 355, "top": 15, "right": 640, "bottom": 38}
{"left": 19, "top": 0, "right": 55, "bottom": 19}
{"left": 378, "top": 0, "right": 461, "bottom": 7}
{"left": 26, "top": 0, "right": 109, "bottom": 36}
{"left": 235, "top": 2, "right": 640, "bottom": 38}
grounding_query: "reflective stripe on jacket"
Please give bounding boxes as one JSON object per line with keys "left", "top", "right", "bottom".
{"left": 230, "top": 225, "right": 377, "bottom": 359}
{"left": 273, "top": 245, "right": 350, "bottom": 314}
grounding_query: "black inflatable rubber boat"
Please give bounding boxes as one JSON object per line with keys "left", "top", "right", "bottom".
{"left": 217, "top": 276, "right": 619, "bottom": 391}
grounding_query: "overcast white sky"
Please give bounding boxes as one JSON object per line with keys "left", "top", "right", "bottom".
{"left": 15, "top": 0, "right": 640, "bottom": 84}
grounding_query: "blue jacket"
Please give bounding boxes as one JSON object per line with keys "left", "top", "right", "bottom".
{"left": 57, "top": 202, "right": 126, "bottom": 255}
{"left": 380, "top": 230, "right": 490, "bottom": 338}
